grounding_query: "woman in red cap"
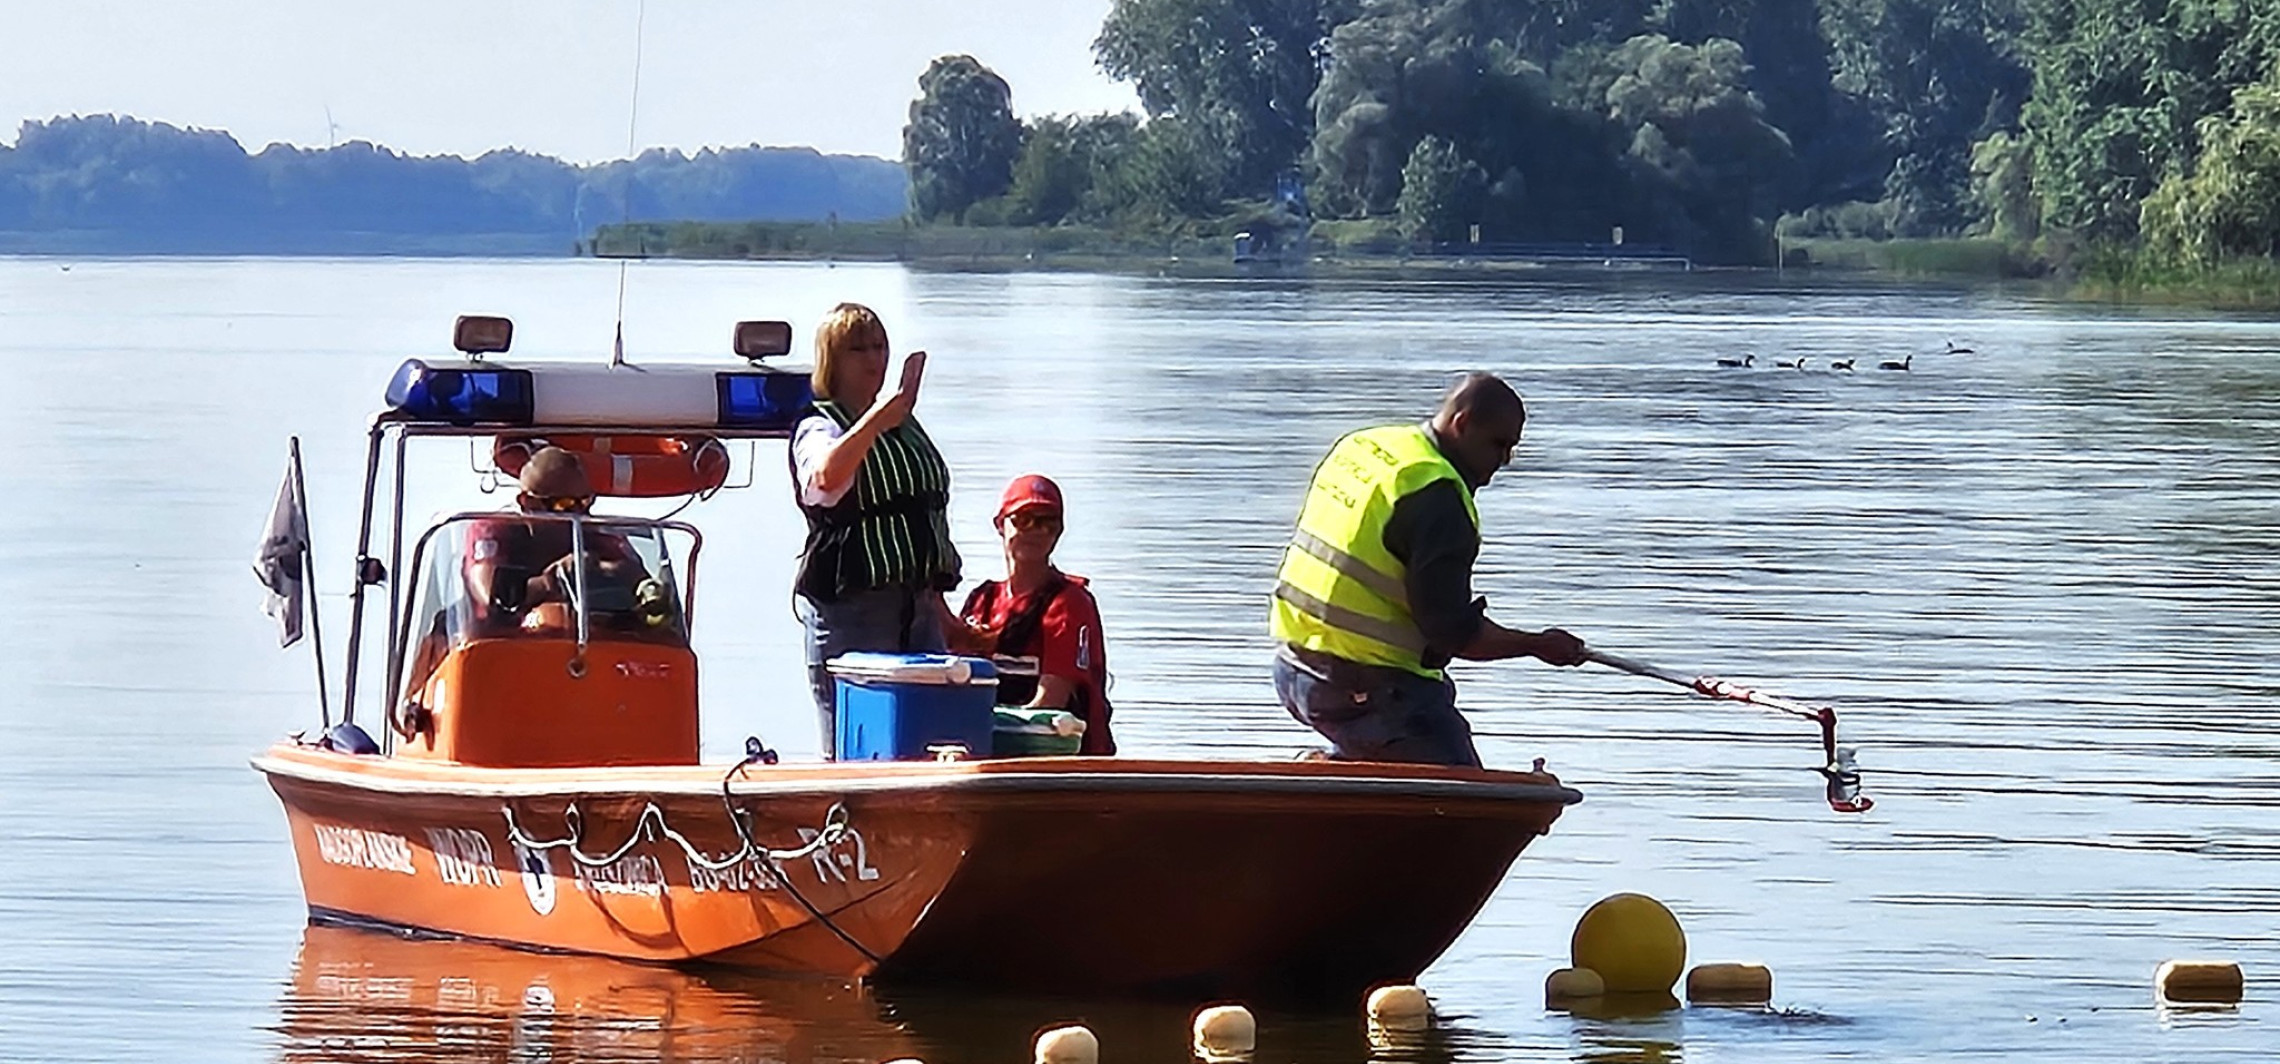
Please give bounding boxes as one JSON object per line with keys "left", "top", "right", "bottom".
{"left": 958, "top": 474, "right": 1116, "bottom": 754}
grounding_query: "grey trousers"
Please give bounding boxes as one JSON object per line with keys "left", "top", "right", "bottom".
{"left": 799, "top": 586, "right": 948, "bottom": 759}
{"left": 1272, "top": 646, "right": 1479, "bottom": 768}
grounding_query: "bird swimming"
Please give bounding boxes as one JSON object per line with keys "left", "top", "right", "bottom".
{"left": 1717, "top": 354, "right": 1755, "bottom": 368}
{"left": 1945, "top": 340, "right": 1974, "bottom": 354}
{"left": 1830, "top": 359, "right": 1855, "bottom": 371}
{"left": 1775, "top": 357, "right": 1806, "bottom": 369}
{"left": 1879, "top": 355, "right": 1912, "bottom": 371}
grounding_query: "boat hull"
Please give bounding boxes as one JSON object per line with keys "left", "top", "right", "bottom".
{"left": 261, "top": 745, "right": 968, "bottom": 977}
{"left": 257, "top": 745, "right": 1578, "bottom": 1001}
{"left": 877, "top": 769, "right": 1564, "bottom": 1002}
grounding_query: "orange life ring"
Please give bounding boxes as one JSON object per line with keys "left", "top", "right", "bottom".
{"left": 495, "top": 434, "right": 730, "bottom": 498}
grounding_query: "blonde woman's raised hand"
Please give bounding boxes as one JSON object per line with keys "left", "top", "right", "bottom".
{"left": 875, "top": 350, "right": 927, "bottom": 428}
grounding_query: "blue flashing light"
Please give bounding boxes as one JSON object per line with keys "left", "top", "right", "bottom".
{"left": 717, "top": 371, "right": 813, "bottom": 434}
{"left": 384, "top": 359, "right": 535, "bottom": 425}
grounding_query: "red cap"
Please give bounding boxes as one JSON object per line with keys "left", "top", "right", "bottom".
{"left": 995, "top": 473, "right": 1064, "bottom": 524}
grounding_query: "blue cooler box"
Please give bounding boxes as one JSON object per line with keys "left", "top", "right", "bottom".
{"left": 828, "top": 653, "right": 998, "bottom": 761}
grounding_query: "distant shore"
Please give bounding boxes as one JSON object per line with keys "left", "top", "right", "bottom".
{"left": 592, "top": 220, "right": 2280, "bottom": 308}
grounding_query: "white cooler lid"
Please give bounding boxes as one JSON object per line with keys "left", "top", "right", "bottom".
{"left": 826, "top": 652, "right": 998, "bottom": 686}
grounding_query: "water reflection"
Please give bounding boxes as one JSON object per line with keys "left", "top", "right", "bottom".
{"left": 277, "top": 925, "right": 1545, "bottom": 1064}
{"left": 273, "top": 924, "right": 914, "bottom": 1064}
{"left": 1549, "top": 995, "right": 1684, "bottom": 1064}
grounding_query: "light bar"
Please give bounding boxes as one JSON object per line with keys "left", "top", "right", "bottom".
{"left": 383, "top": 359, "right": 812, "bottom": 433}
{"left": 717, "top": 371, "right": 813, "bottom": 432}
{"left": 384, "top": 359, "right": 535, "bottom": 424}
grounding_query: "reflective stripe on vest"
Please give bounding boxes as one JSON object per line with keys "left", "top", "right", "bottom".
{"left": 1269, "top": 424, "right": 1478, "bottom": 678}
{"left": 797, "top": 399, "right": 960, "bottom": 598}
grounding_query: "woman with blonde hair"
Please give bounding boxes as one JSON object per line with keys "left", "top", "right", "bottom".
{"left": 790, "top": 303, "right": 963, "bottom": 757}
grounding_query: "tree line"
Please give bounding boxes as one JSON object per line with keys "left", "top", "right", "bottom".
{"left": 0, "top": 115, "right": 906, "bottom": 253}
{"left": 901, "top": 0, "right": 2280, "bottom": 268}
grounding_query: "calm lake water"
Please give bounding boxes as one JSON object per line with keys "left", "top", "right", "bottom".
{"left": 1, "top": 257, "right": 2277, "bottom": 1062}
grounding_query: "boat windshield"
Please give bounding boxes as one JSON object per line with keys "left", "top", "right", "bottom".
{"left": 404, "top": 513, "right": 693, "bottom": 656}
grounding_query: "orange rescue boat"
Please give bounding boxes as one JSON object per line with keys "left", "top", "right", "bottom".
{"left": 253, "top": 315, "right": 1581, "bottom": 1004}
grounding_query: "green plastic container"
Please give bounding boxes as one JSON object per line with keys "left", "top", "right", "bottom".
{"left": 991, "top": 709, "right": 1084, "bottom": 757}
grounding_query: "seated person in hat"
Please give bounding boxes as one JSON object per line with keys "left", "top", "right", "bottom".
{"left": 398, "top": 447, "right": 670, "bottom": 736}
{"left": 957, "top": 474, "right": 1116, "bottom": 755}
{"left": 462, "top": 445, "right": 656, "bottom": 636}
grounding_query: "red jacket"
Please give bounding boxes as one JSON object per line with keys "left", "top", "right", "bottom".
{"left": 961, "top": 572, "right": 1115, "bottom": 755}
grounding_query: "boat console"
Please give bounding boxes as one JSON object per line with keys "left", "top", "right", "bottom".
{"left": 391, "top": 512, "right": 701, "bottom": 768}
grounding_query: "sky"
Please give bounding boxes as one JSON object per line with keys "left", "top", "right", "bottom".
{"left": 0, "top": 0, "right": 1141, "bottom": 162}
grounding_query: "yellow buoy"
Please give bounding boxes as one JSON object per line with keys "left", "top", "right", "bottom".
{"left": 1035, "top": 1025, "right": 1099, "bottom": 1064}
{"left": 2156, "top": 960, "right": 2243, "bottom": 1004}
{"left": 1570, "top": 893, "right": 1686, "bottom": 995}
{"left": 1192, "top": 1004, "right": 1256, "bottom": 1060}
{"left": 1545, "top": 967, "right": 1606, "bottom": 1008}
{"left": 1365, "top": 984, "right": 1432, "bottom": 1032}
{"left": 1686, "top": 963, "right": 1773, "bottom": 1005}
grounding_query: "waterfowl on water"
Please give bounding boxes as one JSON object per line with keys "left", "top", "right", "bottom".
{"left": 1945, "top": 340, "right": 1975, "bottom": 354}
{"left": 1830, "top": 359, "right": 1855, "bottom": 371}
{"left": 1717, "top": 354, "right": 1754, "bottom": 368}
{"left": 1879, "top": 355, "right": 1912, "bottom": 371}
{"left": 1775, "top": 357, "right": 1805, "bottom": 369}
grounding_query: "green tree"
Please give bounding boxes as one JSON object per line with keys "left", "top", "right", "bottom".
{"left": 1967, "top": 130, "right": 2039, "bottom": 241}
{"left": 2023, "top": 0, "right": 2280, "bottom": 240}
{"left": 1657, "top": 0, "right": 1861, "bottom": 205}
{"left": 1006, "top": 113, "right": 1141, "bottom": 225}
{"left": 1818, "top": 0, "right": 2030, "bottom": 235}
{"left": 1592, "top": 35, "right": 1796, "bottom": 261}
{"left": 1311, "top": 0, "right": 1598, "bottom": 224}
{"left": 1094, "top": 116, "right": 1234, "bottom": 223}
{"left": 1095, "top": 0, "right": 1349, "bottom": 197}
{"left": 902, "top": 55, "right": 1025, "bottom": 223}
{"left": 2141, "top": 77, "right": 2280, "bottom": 264}
{"left": 1395, "top": 135, "right": 1486, "bottom": 240}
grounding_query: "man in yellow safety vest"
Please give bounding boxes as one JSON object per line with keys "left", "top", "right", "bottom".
{"left": 1270, "top": 373, "right": 1586, "bottom": 767}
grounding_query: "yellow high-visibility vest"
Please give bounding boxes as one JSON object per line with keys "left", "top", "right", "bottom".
{"left": 1270, "top": 424, "right": 1479, "bottom": 678}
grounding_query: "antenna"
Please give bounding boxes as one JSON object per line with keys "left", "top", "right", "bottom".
{"left": 323, "top": 104, "right": 340, "bottom": 149}
{"left": 609, "top": 0, "right": 648, "bottom": 368}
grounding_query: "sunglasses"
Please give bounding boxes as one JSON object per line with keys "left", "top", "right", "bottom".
{"left": 1006, "top": 510, "right": 1062, "bottom": 531}
{"left": 540, "top": 495, "right": 591, "bottom": 513}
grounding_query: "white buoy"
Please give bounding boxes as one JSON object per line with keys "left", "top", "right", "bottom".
{"left": 1192, "top": 1004, "right": 1256, "bottom": 1060}
{"left": 1545, "top": 967, "right": 1606, "bottom": 1008}
{"left": 2156, "top": 960, "right": 2243, "bottom": 1004}
{"left": 1035, "top": 1025, "right": 1099, "bottom": 1064}
{"left": 1686, "top": 963, "right": 1773, "bottom": 1005}
{"left": 1366, "top": 984, "right": 1432, "bottom": 1032}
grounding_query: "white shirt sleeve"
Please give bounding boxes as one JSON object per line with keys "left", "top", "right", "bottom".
{"left": 791, "top": 414, "right": 854, "bottom": 509}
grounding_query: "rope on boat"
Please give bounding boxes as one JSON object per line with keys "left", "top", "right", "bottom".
{"left": 500, "top": 798, "right": 850, "bottom": 871}
{"left": 497, "top": 737, "right": 887, "bottom": 966}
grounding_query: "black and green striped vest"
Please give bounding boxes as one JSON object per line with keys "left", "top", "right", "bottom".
{"left": 793, "top": 399, "right": 962, "bottom": 601}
